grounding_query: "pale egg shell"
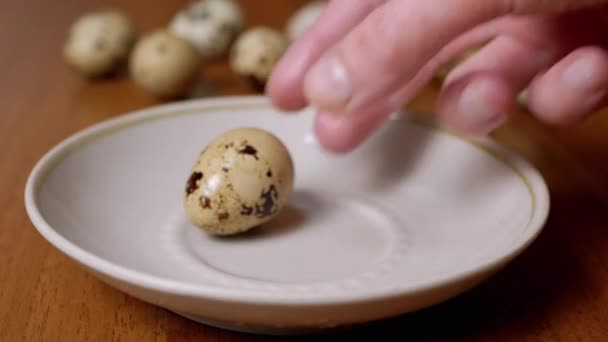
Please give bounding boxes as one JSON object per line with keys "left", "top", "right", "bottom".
{"left": 184, "top": 127, "right": 295, "bottom": 235}
{"left": 199, "top": 0, "right": 243, "bottom": 29}
{"left": 129, "top": 30, "right": 201, "bottom": 98}
{"left": 229, "top": 27, "right": 288, "bottom": 90}
{"left": 63, "top": 9, "right": 137, "bottom": 77}
{"left": 285, "top": 1, "right": 326, "bottom": 42}
{"left": 169, "top": 0, "right": 243, "bottom": 59}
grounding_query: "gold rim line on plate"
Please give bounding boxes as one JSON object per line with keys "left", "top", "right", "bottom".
{"left": 33, "top": 100, "right": 537, "bottom": 228}
{"left": 408, "top": 115, "right": 536, "bottom": 223}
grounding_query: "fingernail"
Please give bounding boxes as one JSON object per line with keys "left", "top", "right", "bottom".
{"left": 304, "top": 54, "right": 352, "bottom": 112}
{"left": 458, "top": 80, "right": 506, "bottom": 134}
{"left": 563, "top": 57, "right": 601, "bottom": 93}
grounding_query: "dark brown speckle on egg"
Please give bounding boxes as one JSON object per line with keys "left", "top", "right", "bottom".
{"left": 238, "top": 144, "right": 258, "bottom": 160}
{"left": 186, "top": 172, "right": 203, "bottom": 195}
{"left": 200, "top": 195, "right": 212, "bottom": 209}
{"left": 241, "top": 204, "right": 253, "bottom": 216}
{"left": 255, "top": 184, "right": 278, "bottom": 218}
{"left": 218, "top": 212, "right": 229, "bottom": 221}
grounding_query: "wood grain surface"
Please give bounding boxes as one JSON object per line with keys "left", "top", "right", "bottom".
{"left": 2, "top": 0, "right": 608, "bottom": 340}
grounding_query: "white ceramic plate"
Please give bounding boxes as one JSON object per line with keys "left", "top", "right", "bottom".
{"left": 25, "top": 96, "right": 549, "bottom": 335}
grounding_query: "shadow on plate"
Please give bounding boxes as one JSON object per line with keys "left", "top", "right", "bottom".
{"left": 360, "top": 114, "right": 433, "bottom": 191}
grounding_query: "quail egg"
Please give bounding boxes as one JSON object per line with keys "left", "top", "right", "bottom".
{"left": 184, "top": 127, "right": 295, "bottom": 236}
{"left": 229, "top": 27, "right": 288, "bottom": 91}
{"left": 63, "top": 9, "right": 137, "bottom": 77}
{"left": 169, "top": 0, "right": 243, "bottom": 59}
{"left": 129, "top": 30, "right": 201, "bottom": 98}
{"left": 285, "top": 1, "right": 326, "bottom": 42}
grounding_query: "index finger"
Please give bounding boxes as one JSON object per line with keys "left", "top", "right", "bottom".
{"left": 266, "top": 0, "right": 387, "bottom": 111}
{"left": 303, "top": 0, "right": 509, "bottom": 114}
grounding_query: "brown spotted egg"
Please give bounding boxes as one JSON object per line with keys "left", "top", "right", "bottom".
{"left": 169, "top": 0, "right": 243, "bottom": 59}
{"left": 184, "top": 127, "right": 294, "bottom": 235}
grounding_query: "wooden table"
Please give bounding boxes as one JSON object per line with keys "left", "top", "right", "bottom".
{"left": 2, "top": 0, "right": 608, "bottom": 340}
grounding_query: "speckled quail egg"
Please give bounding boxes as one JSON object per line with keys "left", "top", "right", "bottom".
{"left": 169, "top": 0, "right": 243, "bottom": 59}
{"left": 129, "top": 30, "right": 201, "bottom": 98}
{"left": 285, "top": 1, "right": 326, "bottom": 42}
{"left": 63, "top": 9, "right": 137, "bottom": 77}
{"left": 229, "top": 27, "right": 288, "bottom": 90}
{"left": 184, "top": 127, "right": 295, "bottom": 236}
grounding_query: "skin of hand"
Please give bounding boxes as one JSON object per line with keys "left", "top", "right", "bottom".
{"left": 267, "top": 0, "right": 608, "bottom": 153}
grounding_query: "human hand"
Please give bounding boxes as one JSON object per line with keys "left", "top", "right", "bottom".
{"left": 267, "top": 0, "right": 608, "bottom": 153}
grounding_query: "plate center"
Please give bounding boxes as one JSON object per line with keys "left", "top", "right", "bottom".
{"left": 182, "top": 191, "right": 400, "bottom": 283}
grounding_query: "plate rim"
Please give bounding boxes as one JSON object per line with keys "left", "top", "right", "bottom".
{"left": 24, "top": 95, "right": 550, "bottom": 305}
